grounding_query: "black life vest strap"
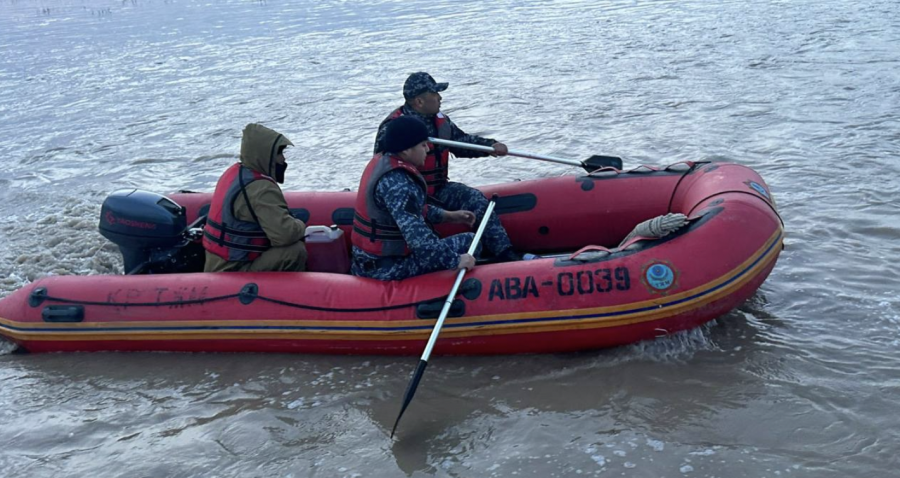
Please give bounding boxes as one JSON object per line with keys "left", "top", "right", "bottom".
{"left": 353, "top": 213, "right": 402, "bottom": 233}
{"left": 237, "top": 165, "right": 265, "bottom": 228}
{"left": 202, "top": 230, "right": 271, "bottom": 252}
{"left": 206, "top": 218, "right": 269, "bottom": 238}
{"left": 351, "top": 226, "right": 405, "bottom": 242}
{"left": 352, "top": 213, "right": 404, "bottom": 242}
{"left": 352, "top": 224, "right": 403, "bottom": 237}
{"left": 417, "top": 165, "right": 449, "bottom": 176}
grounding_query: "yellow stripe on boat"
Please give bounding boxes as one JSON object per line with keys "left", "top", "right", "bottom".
{"left": 0, "top": 229, "right": 783, "bottom": 343}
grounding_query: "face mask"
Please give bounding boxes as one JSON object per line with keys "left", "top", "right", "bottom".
{"left": 275, "top": 162, "right": 288, "bottom": 184}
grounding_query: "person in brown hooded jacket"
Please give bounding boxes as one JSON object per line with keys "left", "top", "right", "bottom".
{"left": 202, "top": 123, "right": 307, "bottom": 272}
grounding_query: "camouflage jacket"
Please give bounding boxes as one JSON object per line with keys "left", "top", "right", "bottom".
{"left": 352, "top": 169, "right": 459, "bottom": 270}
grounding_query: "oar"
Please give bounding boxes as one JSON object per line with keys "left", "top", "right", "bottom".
{"left": 428, "top": 137, "right": 623, "bottom": 172}
{"left": 390, "top": 196, "right": 498, "bottom": 438}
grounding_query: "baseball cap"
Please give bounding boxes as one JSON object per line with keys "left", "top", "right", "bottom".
{"left": 403, "top": 72, "right": 449, "bottom": 100}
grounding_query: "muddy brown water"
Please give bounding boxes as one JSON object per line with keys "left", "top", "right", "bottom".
{"left": 1, "top": 0, "right": 899, "bottom": 476}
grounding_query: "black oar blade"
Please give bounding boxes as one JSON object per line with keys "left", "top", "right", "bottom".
{"left": 584, "top": 154, "right": 623, "bottom": 172}
{"left": 390, "top": 359, "right": 429, "bottom": 438}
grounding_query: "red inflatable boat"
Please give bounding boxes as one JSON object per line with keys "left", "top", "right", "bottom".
{"left": 0, "top": 161, "right": 783, "bottom": 354}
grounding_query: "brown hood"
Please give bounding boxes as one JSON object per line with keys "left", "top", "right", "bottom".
{"left": 240, "top": 123, "right": 293, "bottom": 178}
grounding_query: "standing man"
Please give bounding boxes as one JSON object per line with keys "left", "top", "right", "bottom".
{"left": 202, "top": 123, "right": 307, "bottom": 272}
{"left": 374, "top": 72, "right": 522, "bottom": 262}
{"left": 353, "top": 116, "right": 478, "bottom": 281}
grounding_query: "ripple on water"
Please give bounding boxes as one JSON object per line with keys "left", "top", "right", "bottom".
{"left": 2, "top": 0, "right": 900, "bottom": 476}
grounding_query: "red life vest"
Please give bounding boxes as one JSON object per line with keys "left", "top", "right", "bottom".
{"left": 385, "top": 108, "right": 452, "bottom": 196}
{"left": 202, "top": 163, "right": 276, "bottom": 262}
{"left": 351, "top": 153, "right": 428, "bottom": 257}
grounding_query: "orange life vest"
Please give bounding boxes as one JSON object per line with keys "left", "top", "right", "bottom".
{"left": 351, "top": 153, "right": 428, "bottom": 257}
{"left": 202, "top": 163, "right": 275, "bottom": 262}
{"left": 385, "top": 108, "right": 452, "bottom": 196}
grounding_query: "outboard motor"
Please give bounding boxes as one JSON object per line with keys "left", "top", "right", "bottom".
{"left": 99, "top": 189, "right": 205, "bottom": 274}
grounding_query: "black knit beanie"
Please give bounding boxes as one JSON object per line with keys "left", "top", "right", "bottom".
{"left": 383, "top": 116, "right": 429, "bottom": 154}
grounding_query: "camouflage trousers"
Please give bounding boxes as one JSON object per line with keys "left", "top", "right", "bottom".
{"left": 434, "top": 182, "right": 514, "bottom": 257}
{"left": 351, "top": 233, "right": 480, "bottom": 281}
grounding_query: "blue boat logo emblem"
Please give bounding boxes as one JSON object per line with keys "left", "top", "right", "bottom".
{"left": 747, "top": 181, "right": 770, "bottom": 199}
{"left": 645, "top": 263, "right": 675, "bottom": 290}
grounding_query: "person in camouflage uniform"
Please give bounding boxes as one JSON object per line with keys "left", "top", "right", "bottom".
{"left": 352, "top": 116, "right": 480, "bottom": 281}
{"left": 374, "top": 72, "right": 522, "bottom": 262}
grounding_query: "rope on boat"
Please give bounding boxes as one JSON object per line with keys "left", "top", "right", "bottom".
{"left": 33, "top": 292, "right": 241, "bottom": 308}
{"left": 618, "top": 213, "right": 689, "bottom": 248}
{"left": 253, "top": 295, "right": 432, "bottom": 313}
{"left": 30, "top": 285, "right": 463, "bottom": 313}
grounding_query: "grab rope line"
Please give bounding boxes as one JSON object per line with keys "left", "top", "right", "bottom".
{"left": 687, "top": 190, "right": 784, "bottom": 228}
{"left": 666, "top": 162, "right": 702, "bottom": 214}
{"left": 37, "top": 290, "right": 450, "bottom": 313}
{"left": 42, "top": 294, "right": 240, "bottom": 308}
{"left": 663, "top": 163, "right": 784, "bottom": 228}
{"left": 255, "top": 296, "right": 427, "bottom": 313}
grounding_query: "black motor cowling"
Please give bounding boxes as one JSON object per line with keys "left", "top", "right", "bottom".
{"left": 99, "top": 189, "right": 205, "bottom": 274}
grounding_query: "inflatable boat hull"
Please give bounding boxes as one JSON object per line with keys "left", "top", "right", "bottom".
{"left": 0, "top": 162, "right": 783, "bottom": 355}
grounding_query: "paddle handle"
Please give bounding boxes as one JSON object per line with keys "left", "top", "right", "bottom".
{"left": 419, "top": 198, "right": 497, "bottom": 362}
{"left": 428, "top": 137, "right": 584, "bottom": 168}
